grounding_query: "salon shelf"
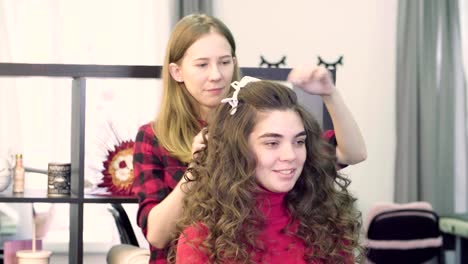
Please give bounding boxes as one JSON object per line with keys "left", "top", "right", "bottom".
{"left": 0, "top": 189, "right": 80, "bottom": 203}
{"left": 0, "top": 191, "right": 138, "bottom": 203}
{"left": 83, "top": 194, "right": 138, "bottom": 203}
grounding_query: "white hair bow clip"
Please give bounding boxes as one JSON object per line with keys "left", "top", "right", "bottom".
{"left": 221, "top": 76, "right": 260, "bottom": 115}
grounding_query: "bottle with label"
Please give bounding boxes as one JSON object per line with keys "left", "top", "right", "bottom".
{"left": 13, "top": 154, "right": 25, "bottom": 193}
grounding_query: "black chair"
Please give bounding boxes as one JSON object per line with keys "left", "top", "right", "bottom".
{"left": 107, "top": 203, "right": 139, "bottom": 246}
{"left": 365, "top": 202, "right": 444, "bottom": 264}
{"left": 106, "top": 204, "right": 150, "bottom": 264}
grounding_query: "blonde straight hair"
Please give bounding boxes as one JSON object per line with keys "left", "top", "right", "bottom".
{"left": 155, "top": 14, "right": 240, "bottom": 163}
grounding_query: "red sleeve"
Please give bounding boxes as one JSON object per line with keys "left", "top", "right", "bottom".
{"left": 132, "top": 123, "right": 185, "bottom": 237}
{"left": 322, "top": 130, "right": 337, "bottom": 145}
{"left": 322, "top": 130, "right": 347, "bottom": 169}
{"left": 176, "top": 225, "right": 210, "bottom": 264}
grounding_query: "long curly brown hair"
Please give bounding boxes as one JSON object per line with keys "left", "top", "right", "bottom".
{"left": 170, "top": 80, "right": 363, "bottom": 263}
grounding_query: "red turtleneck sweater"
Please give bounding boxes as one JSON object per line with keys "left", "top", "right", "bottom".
{"left": 176, "top": 190, "right": 311, "bottom": 264}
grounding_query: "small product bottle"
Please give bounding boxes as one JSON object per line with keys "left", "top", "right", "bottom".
{"left": 13, "top": 154, "right": 25, "bottom": 193}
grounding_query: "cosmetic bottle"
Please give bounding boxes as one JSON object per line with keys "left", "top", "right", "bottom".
{"left": 13, "top": 154, "right": 25, "bottom": 193}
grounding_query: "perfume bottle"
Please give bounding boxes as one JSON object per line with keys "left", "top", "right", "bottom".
{"left": 13, "top": 154, "right": 25, "bottom": 193}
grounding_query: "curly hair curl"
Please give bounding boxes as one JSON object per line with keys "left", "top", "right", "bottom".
{"left": 169, "top": 80, "right": 363, "bottom": 263}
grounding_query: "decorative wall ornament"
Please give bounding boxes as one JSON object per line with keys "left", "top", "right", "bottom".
{"left": 86, "top": 121, "right": 135, "bottom": 196}
{"left": 317, "top": 56, "right": 343, "bottom": 70}
{"left": 259, "top": 55, "right": 287, "bottom": 68}
{"left": 97, "top": 139, "right": 134, "bottom": 195}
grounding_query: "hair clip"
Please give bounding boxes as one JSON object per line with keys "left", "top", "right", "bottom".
{"left": 221, "top": 76, "right": 260, "bottom": 115}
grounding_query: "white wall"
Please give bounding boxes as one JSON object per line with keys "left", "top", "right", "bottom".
{"left": 0, "top": 0, "right": 173, "bottom": 256}
{"left": 215, "top": 0, "right": 398, "bottom": 219}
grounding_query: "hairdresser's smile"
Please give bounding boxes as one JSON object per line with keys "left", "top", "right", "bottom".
{"left": 205, "top": 87, "right": 225, "bottom": 95}
{"left": 249, "top": 110, "right": 306, "bottom": 193}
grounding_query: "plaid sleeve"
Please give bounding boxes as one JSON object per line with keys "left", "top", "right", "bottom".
{"left": 322, "top": 130, "right": 347, "bottom": 169}
{"left": 132, "top": 123, "right": 171, "bottom": 237}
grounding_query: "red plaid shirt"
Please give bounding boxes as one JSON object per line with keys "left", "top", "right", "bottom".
{"left": 132, "top": 122, "right": 339, "bottom": 264}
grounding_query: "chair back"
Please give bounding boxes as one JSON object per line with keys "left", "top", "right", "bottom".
{"left": 365, "top": 202, "right": 443, "bottom": 264}
{"left": 108, "top": 203, "right": 139, "bottom": 246}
